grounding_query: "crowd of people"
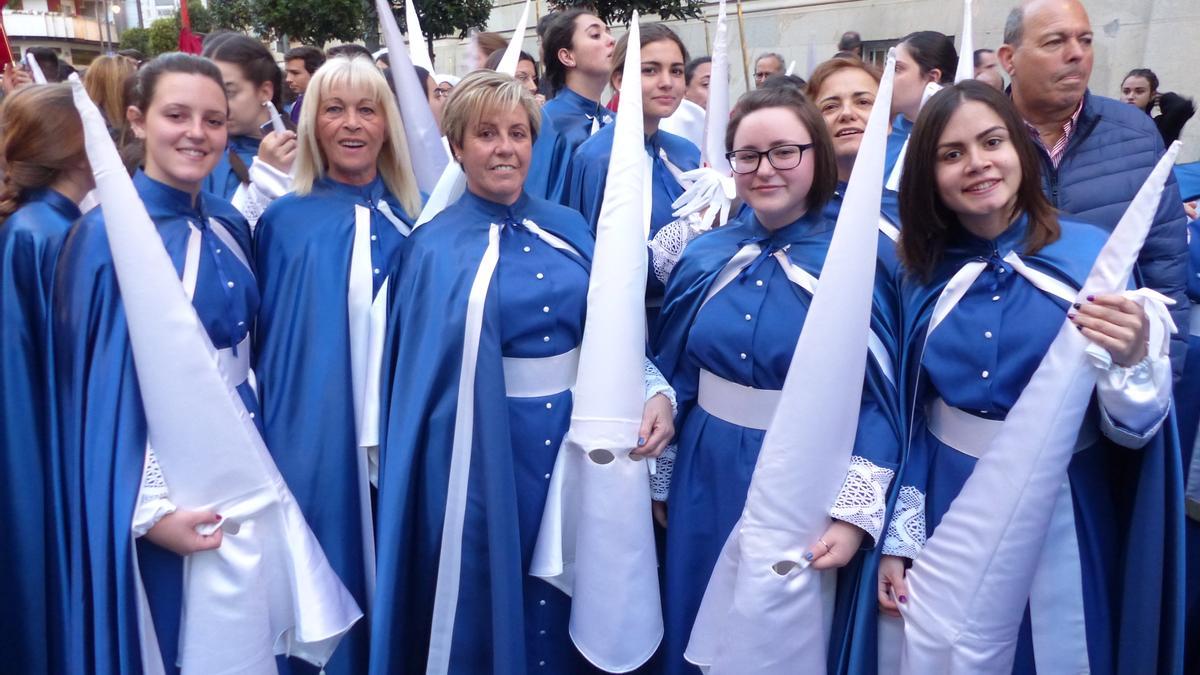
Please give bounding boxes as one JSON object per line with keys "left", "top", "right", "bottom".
{"left": 1, "top": 0, "right": 1197, "bottom": 673}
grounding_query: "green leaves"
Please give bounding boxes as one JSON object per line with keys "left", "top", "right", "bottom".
{"left": 550, "top": 0, "right": 703, "bottom": 25}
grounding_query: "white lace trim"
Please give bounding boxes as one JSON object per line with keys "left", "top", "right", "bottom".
{"left": 881, "top": 485, "right": 926, "bottom": 559}
{"left": 131, "top": 446, "right": 176, "bottom": 537}
{"left": 644, "top": 357, "right": 677, "bottom": 414}
{"left": 648, "top": 212, "right": 705, "bottom": 284}
{"left": 829, "top": 455, "right": 895, "bottom": 543}
{"left": 650, "top": 445, "right": 676, "bottom": 502}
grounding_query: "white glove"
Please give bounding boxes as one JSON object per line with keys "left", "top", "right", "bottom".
{"left": 671, "top": 166, "right": 735, "bottom": 228}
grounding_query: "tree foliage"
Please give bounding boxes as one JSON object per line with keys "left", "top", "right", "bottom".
{"left": 119, "top": 27, "right": 150, "bottom": 55}
{"left": 252, "top": 0, "right": 364, "bottom": 48}
{"left": 208, "top": 0, "right": 256, "bottom": 34}
{"left": 393, "top": 0, "right": 492, "bottom": 41}
{"left": 550, "top": 0, "right": 703, "bottom": 25}
{"left": 144, "top": 6, "right": 215, "bottom": 56}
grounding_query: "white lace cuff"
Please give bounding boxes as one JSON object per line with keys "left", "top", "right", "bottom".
{"left": 881, "top": 485, "right": 926, "bottom": 559}
{"left": 131, "top": 446, "right": 176, "bottom": 537}
{"left": 644, "top": 357, "right": 677, "bottom": 415}
{"left": 829, "top": 455, "right": 895, "bottom": 545}
{"left": 650, "top": 445, "right": 676, "bottom": 502}
{"left": 648, "top": 212, "right": 706, "bottom": 284}
{"left": 230, "top": 158, "right": 292, "bottom": 231}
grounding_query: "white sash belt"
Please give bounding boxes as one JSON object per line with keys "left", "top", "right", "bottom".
{"left": 1190, "top": 305, "right": 1200, "bottom": 337}
{"left": 216, "top": 336, "right": 251, "bottom": 387}
{"left": 926, "top": 397, "right": 1098, "bottom": 459}
{"left": 697, "top": 369, "right": 781, "bottom": 431}
{"left": 503, "top": 348, "right": 580, "bottom": 398}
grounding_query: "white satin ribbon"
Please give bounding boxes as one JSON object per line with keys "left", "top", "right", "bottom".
{"left": 503, "top": 348, "right": 580, "bottom": 398}
{"left": 697, "top": 369, "right": 782, "bottom": 431}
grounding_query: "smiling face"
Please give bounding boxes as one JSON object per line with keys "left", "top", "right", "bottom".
{"left": 731, "top": 106, "right": 816, "bottom": 230}
{"left": 128, "top": 72, "right": 228, "bottom": 195}
{"left": 1121, "top": 75, "right": 1153, "bottom": 109}
{"left": 455, "top": 103, "right": 533, "bottom": 206}
{"left": 215, "top": 59, "right": 271, "bottom": 137}
{"left": 934, "top": 99, "right": 1022, "bottom": 236}
{"left": 316, "top": 83, "right": 387, "bottom": 185}
{"left": 685, "top": 60, "right": 712, "bottom": 108}
{"left": 814, "top": 66, "right": 878, "bottom": 177}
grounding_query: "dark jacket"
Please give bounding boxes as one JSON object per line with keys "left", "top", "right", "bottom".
{"left": 1032, "top": 90, "right": 1190, "bottom": 375}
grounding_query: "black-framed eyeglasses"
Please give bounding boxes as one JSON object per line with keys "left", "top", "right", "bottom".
{"left": 725, "top": 143, "right": 813, "bottom": 175}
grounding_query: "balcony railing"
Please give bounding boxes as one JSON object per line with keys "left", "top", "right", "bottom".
{"left": 3, "top": 10, "right": 110, "bottom": 42}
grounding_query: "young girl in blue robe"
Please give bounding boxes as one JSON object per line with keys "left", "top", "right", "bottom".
{"left": 654, "top": 87, "right": 902, "bottom": 675}
{"left": 885, "top": 32, "right": 956, "bottom": 181}
{"left": 565, "top": 23, "right": 700, "bottom": 320}
{"left": 0, "top": 83, "right": 91, "bottom": 675}
{"left": 201, "top": 34, "right": 296, "bottom": 224}
{"left": 253, "top": 55, "right": 422, "bottom": 675}
{"left": 370, "top": 70, "right": 675, "bottom": 675}
{"left": 53, "top": 54, "right": 260, "bottom": 674}
{"left": 878, "top": 82, "right": 1184, "bottom": 675}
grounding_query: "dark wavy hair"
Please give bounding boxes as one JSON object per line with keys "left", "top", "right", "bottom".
{"left": 203, "top": 33, "right": 284, "bottom": 109}
{"left": 898, "top": 31, "right": 958, "bottom": 85}
{"left": 898, "top": 80, "right": 1059, "bottom": 280}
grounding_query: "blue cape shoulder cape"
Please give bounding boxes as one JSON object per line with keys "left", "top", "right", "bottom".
{"left": 370, "top": 191, "right": 593, "bottom": 674}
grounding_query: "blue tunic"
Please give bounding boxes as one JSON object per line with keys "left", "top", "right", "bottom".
{"left": 884, "top": 114, "right": 912, "bottom": 179}
{"left": 54, "top": 172, "right": 258, "bottom": 674}
{"left": 528, "top": 88, "right": 613, "bottom": 204}
{"left": 202, "top": 134, "right": 261, "bottom": 201}
{"left": 824, "top": 180, "right": 903, "bottom": 279}
{"left": 0, "top": 188, "right": 78, "bottom": 673}
{"left": 370, "top": 189, "right": 599, "bottom": 674}
{"left": 654, "top": 208, "right": 903, "bottom": 675}
{"left": 893, "top": 216, "right": 1186, "bottom": 674}
{"left": 1173, "top": 218, "right": 1200, "bottom": 674}
{"left": 253, "top": 175, "right": 414, "bottom": 674}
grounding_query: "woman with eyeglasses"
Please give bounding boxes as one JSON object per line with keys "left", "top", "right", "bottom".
{"left": 653, "top": 86, "right": 901, "bottom": 675}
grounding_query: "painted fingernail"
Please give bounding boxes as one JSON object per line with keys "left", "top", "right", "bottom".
{"left": 216, "top": 514, "right": 223, "bottom": 521}
{"left": 804, "top": 551, "right": 814, "bottom": 561}
{"left": 1086, "top": 295, "right": 1095, "bottom": 302}
{"left": 1076, "top": 324, "right": 1084, "bottom": 331}
{"left": 898, "top": 595, "right": 908, "bottom": 603}
{"left": 637, "top": 437, "right": 646, "bottom": 446}
{"left": 1067, "top": 313, "right": 1076, "bottom": 320}
{"left": 1072, "top": 303, "right": 1081, "bottom": 309}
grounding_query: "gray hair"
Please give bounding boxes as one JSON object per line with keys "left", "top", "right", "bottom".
{"left": 755, "top": 52, "right": 785, "bottom": 69}
{"left": 1003, "top": 6, "right": 1025, "bottom": 46}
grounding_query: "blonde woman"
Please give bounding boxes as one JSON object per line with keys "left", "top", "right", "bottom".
{"left": 253, "top": 54, "right": 422, "bottom": 674}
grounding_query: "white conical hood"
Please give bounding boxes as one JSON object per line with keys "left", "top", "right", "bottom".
{"left": 954, "top": 0, "right": 975, "bottom": 83}
{"left": 685, "top": 49, "right": 898, "bottom": 675}
{"left": 900, "top": 141, "right": 1182, "bottom": 674}
{"left": 703, "top": 0, "right": 732, "bottom": 174}
{"left": 69, "top": 76, "right": 360, "bottom": 673}
{"left": 530, "top": 16, "right": 663, "bottom": 672}
{"left": 495, "top": 0, "right": 532, "bottom": 75}
{"left": 405, "top": 0, "right": 435, "bottom": 72}
{"left": 376, "top": 0, "right": 449, "bottom": 194}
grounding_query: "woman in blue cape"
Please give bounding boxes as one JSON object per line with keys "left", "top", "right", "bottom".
{"left": 878, "top": 82, "right": 1184, "bottom": 675}
{"left": 565, "top": 23, "right": 700, "bottom": 319}
{"left": 370, "top": 71, "right": 675, "bottom": 675}
{"left": 0, "top": 83, "right": 91, "bottom": 674}
{"left": 654, "top": 87, "right": 902, "bottom": 675}
{"left": 201, "top": 34, "right": 296, "bottom": 225}
{"left": 253, "top": 54, "right": 422, "bottom": 674}
{"left": 53, "top": 54, "right": 256, "bottom": 674}
{"left": 808, "top": 56, "right": 904, "bottom": 278}
{"left": 528, "top": 8, "right": 615, "bottom": 202}
{"left": 885, "top": 31, "right": 956, "bottom": 180}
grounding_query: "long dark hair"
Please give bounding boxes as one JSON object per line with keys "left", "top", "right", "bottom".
{"left": 898, "top": 80, "right": 1059, "bottom": 281}
{"left": 203, "top": 33, "right": 283, "bottom": 109}
{"left": 541, "top": 8, "right": 592, "bottom": 96}
{"left": 725, "top": 87, "right": 838, "bottom": 217}
{"left": 899, "top": 31, "right": 958, "bottom": 85}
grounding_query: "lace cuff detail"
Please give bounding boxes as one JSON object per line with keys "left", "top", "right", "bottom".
{"left": 131, "top": 446, "right": 176, "bottom": 537}
{"left": 230, "top": 158, "right": 292, "bottom": 232}
{"left": 829, "top": 455, "right": 895, "bottom": 544}
{"left": 881, "top": 485, "right": 926, "bottom": 559}
{"left": 650, "top": 445, "right": 676, "bottom": 502}
{"left": 644, "top": 357, "right": 677, "bottom": 414}
{"left": 648, "top": 213, "right": 705, "bottom": 284}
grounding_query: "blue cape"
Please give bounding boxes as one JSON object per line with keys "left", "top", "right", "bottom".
{"left": 202, "top": 134, "right": 261, "bottom": 201}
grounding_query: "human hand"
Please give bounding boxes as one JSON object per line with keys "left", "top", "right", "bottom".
{"left": 652, "top": 500, "right": 668, "bottom": 528}
{"left": 144, "top": 509, "right": 224, "bottom": 556}
{"left": 2, "top": 63, "right": 32, "bottom": 96}
{"left": 808, "top": 519, "right": 865, "bottom": 570}
{"left": 1184, "top": 200, "right": 1197, "bottom": 221}
{"left": 1070, "top": 294, "right": 1149, "bottom": 367}
{"left": 877, "top": 554, "right": 909, "bottom": 618}
{"left": 257, "top": 130, "right": 298, "bottom": 174}
{"left": 632, "top": 393, "right": 674, "bottom": 459}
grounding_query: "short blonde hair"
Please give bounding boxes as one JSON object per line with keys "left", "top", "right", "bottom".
{"left": 293, "top": 55, "right": 421, "bottom": 218}
{"left": 441, "top": 70, "right": 541, "bottom": 159}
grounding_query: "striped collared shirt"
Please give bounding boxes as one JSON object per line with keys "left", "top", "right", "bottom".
{"left": 1024, "top": 99, "right": 1084, "bottom": 168}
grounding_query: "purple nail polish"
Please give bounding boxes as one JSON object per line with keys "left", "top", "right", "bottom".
{"left": 1086, "top": 295, "right": 1095, "bottom": 302}
{"left": 898, "top": 595, "right": 907, "bottom": 604}
{"left": 1067, "top": 313, "right": 1075, "bottom": 320}
{"left": 1072, "top": 303, "right": 1081, "bottom": 309}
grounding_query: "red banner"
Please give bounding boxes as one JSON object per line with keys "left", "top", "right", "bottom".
{"left": 178, "top": 0, "right": 202, "bottom": 54}
{"left": 0, "top": 0, "right": 14, "bottom": 69}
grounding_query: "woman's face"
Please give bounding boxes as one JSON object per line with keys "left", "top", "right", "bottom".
{"left": 214, "top": 60, "right": 271, "bottom": 137}
{"left": 614, "top": 39, "right": 685, "bottom": 125}
{"left": 455, "top": 104, "right": 533, "bottom": 206}
{"left": 815, "top": 67, "right": 878, "bottom": 167}
{"left": 129, "top": 72, "right": 228, "bottom": 195}
{"left": 893, "top": 42, "right": 936, "bottom": 121}
{"left": 316, "top": 83, "right": 387, "bottom": 186}
{"left": 515, "top": 59, "right": 539, "bottom": 96}
{"left": 564, "top": 13, "right": 614, "bottom": 78}
{"left": 934, "top": 100, "right": 1022, "bottom": 229}
{"left": 730, "top": 106, "right": 816, "bottom": 229}
{"left": 424, "top": 76, "right": 445, "bottom": 127}
{"left": 684, "top": 60, "right": 712, "bottom": 108}
{"left": 1121, "top": 76, "right": 1154, "bottom": 110}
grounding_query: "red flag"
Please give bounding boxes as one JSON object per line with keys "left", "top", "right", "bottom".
{"left": 178, "top": 0, "right": 202, "bottom": 54}
{"left": 0, "top": 0, "right": 15, "bottom": 68}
